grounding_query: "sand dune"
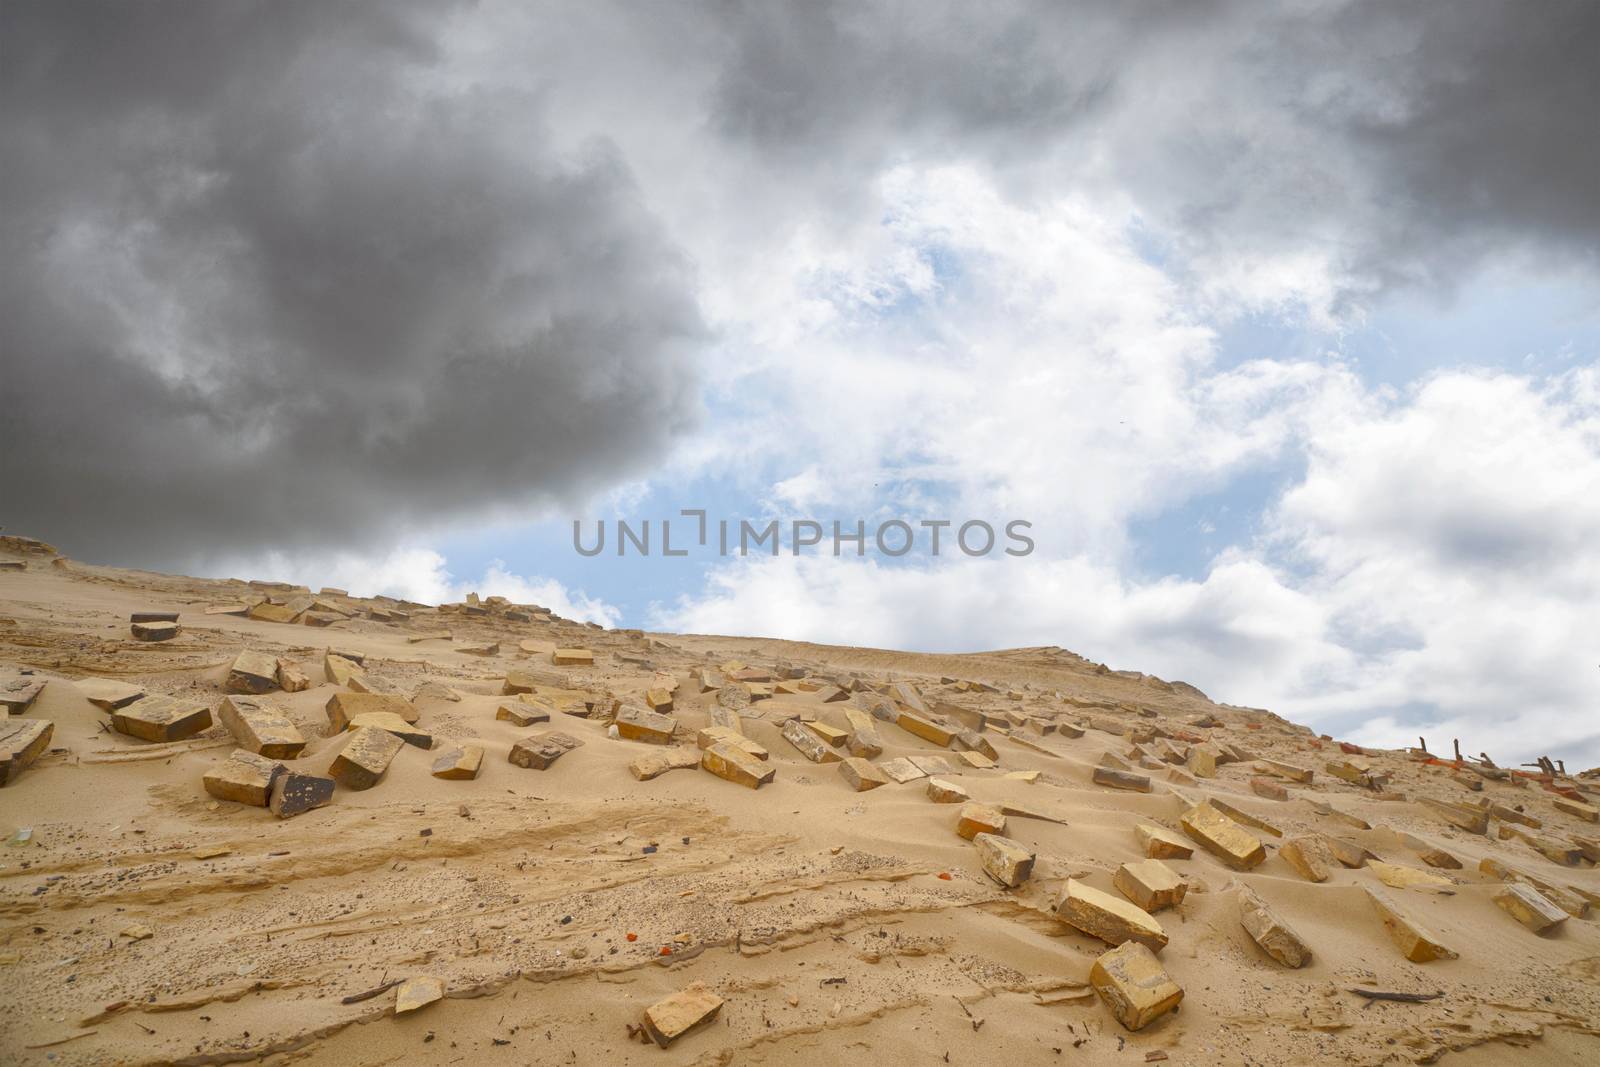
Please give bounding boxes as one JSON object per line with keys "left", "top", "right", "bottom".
{"left": 3, "top": 540, "right": 1599, "bottom": 1065}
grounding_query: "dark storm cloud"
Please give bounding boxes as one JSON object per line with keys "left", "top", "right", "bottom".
{"left": 0, "top": 1, "right": 704, "bottom": 566}
{"left": 702, "top": 0, "right": 1600, "bottom": 294}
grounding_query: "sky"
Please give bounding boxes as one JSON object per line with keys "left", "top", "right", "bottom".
{"left": 4, "top": 1, "right": 1599, "bottom": 766}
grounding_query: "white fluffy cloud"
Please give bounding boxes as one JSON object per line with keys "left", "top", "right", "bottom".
{"left": 655, "top": 367, "right": 1600, "bottom": 765}
{"left": 651, "top": 163, "right": 1600, "bottom": 767}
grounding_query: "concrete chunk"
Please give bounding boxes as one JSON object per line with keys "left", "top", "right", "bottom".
{"left": 1180, "top": 803, "right": 1266, "bottom": 869}
{"left": 700, "top": 741, "right": 775, "bottom": 788}
{"left": 109, "top": 694, "right": 213, "bottom": 743}
{"left": 1135, "top": 823, "right": 1194, "bottom": 860}
{"left": 431, "top": 745, "right": 484, "bottom": 780}
{"left": 218, "top": 696, "right": 305, "bottom": 758}
{"left": 1113, "top": 859, "right": 1187, "bottom": 912}
{"left": 225, "top": 650, "right": 280, "bottom": 694}
{"left": 642, "top": 983, "right": 723, "bottom": 1048}
{"left": 1057, "top": 878, "right": 1168, "bottom": 951}
{"left": 1365, "top": 887, "right": 1458, "bottom": 962}
{"left": 1238, "top": 884, "right": 1312, "bottom": 967}
{"left": 1090, "top": 942, "right": 1183, "bottom": 1031}
{"left": 973, "top": 832, "right": 1035, "bottom": 887}
{"left": 330, "top": 726, "right": 405, "bottom": 789}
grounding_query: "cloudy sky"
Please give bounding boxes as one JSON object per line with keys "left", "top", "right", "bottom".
{"left": 5, "top": 1, "right": 1599, "bottom": 765}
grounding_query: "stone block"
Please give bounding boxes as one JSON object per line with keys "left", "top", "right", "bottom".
{"left": 269, "top": 772, "right": 334, "bottom": 818}
{"left": 0, "top": 718, "right": 53, "bottom": 786}
{"left": 700, "top": 741, "right": 775, "bottom": 788}
{"left": 109, "top": 694, "right": 212, "bottom": 742}
{"left": 642, "top": 983, "right": 723, "bottom": 1048}
{"left": 1090, "top": 942, "right": 1183, "bottom": 1031}
{"left": 225, "top": 650, "right": 280, "bottom": 693}
{"left": 509, "top": 731, "right": 584, "bottom": 769}
{"left": 839, "top": 756, "right": 890, "bottom": 791}
{"left": 926, "top": 777, "right": 970, "bottom": 804}
{"left": 782, "top": 718, "right": 842, "bottom": 763}
{"left": 218, "top": 696, "right": 305, "bottom": 758}
{"left": 1365, "top": 887, "right": 1457, "bottom": 962}
{"left": 615, "top": 705, "right": 676, "bottom": 744}
{"left": 973, "top": 832, "right": 1035, "bottom": 888}
{"left": 431, "top": 745, "right": 483, "bottom": 780}
{"left": 1057, "top": 878, "right": 1168, "bottom": 951}
{"left": 331, "top": 725, "right": 406, "bottom": 789}
{"left": 1135, "top": 823, "right": 1193, "bottom": 860}
{"left": 1113, "top": 859, "right": 1187, "bottom": 911}
{"left": 1238, "top": 884, "right": 1312, "bottom": 967}
{"left": 203, "top": 750, "right": 286, "bottom": 806}
{"left": 1180, "top": 803, "right": 1266, "bottom": 869}
{"left": 956, "top": 802, "right": 1006, "bottom": 840}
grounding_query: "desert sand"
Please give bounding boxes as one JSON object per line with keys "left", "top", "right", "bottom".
{"left": 2, "top": 535, "right": 1599, "bottom": 1066}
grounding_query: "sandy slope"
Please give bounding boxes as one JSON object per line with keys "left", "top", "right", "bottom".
{"left": 2, "top": 546, "right": 1599, "bottom": 1066}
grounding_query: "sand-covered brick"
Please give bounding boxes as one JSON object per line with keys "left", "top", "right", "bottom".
{"left": 331, "top": 725, "right": 405, "bottom": 789}
{"left": 642, "top": 983, "right": 723, "bottom": 1048}
{"left": 895, "top": 709, "right": 957, "bottom": 747}
{"left": 1493, "top": 883, "right": 1568, "bottom": 934}
{"left": 552, "top": 648, "right": 594, "bottom": 667}
{"left": 1136, "top": 823, "right": 1193, "bottom": 860}
{"left": 1056, "top": 878, "right": 1168, "bottom": 952}
{"left": 509, "top": 731, "right": 584, "bottom": 770}
{"left": 203, "top": 750, "right": 285, "bottom": 806}
{"left": 1113, "top": 859, "right": 1187, "bottom": 911}
{"left": 957, "top": 802, "right": 1007, "bottom": 840}
{"left": 1365, "top": 887, "right": 1458, "bottom": 962}
{"left": 325, "top": 691, "right": 418, "bottom": 732}
{"left": 496, "top": 702, "right": 548, "bottom": 727}
{"left": 973, "top": 832, "right": 1034, "bottom": 887}
{"left": 1279, "top": 835, "right": 1335, "bottom": 882}
{"left": 0, "top": 718, "right": 53, "bottom": 786}
{"left": 1238, "top": 884, "right": 1312, "bottom": 967}
{"left": 225, "top": 650, "right": 279, "bottom": 694}
{"left": 926, "top": 777, "right": 970, "bottom": 803}
{"left": 782, "top": 718, "right": 842, "bottom": 763}
{"left": 629, "top": 747, "right": 701, "bottom": 781}
{"left": 839, "top": 756, "right": 889, "bottom": 791}
{"left": 110, "top": 694, "right": 212, "bottom": 742}
{"left": 1180, "top": 803, "right": 1266, "bottom": 869}
{"left": 701, "top": 740, "right": 775, "bottom": 788}
{"left": 78, "top": 677, "right": 145, "bottom": 710}
{"left": 1093, "top": 766, "right": 1151, "bottom": 792}
{"left": 616, "top": 705, "right": 676, "bottom": 744}
{"left": 1090, "top": 941, "right": 1183, "bottom": 1031}
{"left": 431, "top": 745, "right": 484, "bottom": 780}
{"left": 346, "top": 711, "right": 432, "bottom": 749}
{"left": 218, "top": 695, "right": 305, "bottom": 758}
